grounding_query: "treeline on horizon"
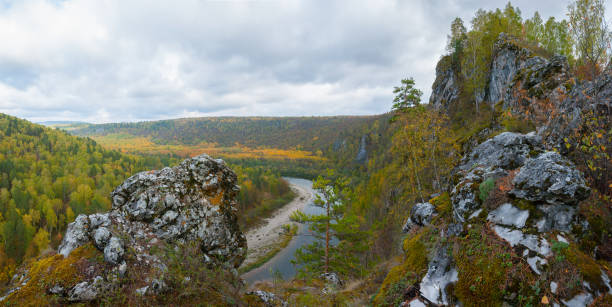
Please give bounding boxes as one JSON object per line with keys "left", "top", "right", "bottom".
{"left": 69, "top": 115, "right": 389, "bottom": 153}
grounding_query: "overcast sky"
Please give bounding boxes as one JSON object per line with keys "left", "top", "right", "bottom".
{"left": 0, "top": 0, "right": 605, "bottom": 123}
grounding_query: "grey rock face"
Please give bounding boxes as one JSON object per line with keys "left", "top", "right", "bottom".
{"left": 430, "top": 56, "right": 460, "bottom": 110}
{"left": 492, "top": 225, "right": 551, "bottom": 257}
{"left": 410, "top": 202, "right": 436, "bottom": 226}
{"left": 419, "top": 246, "right": 458, "bottom": 305}
{"left": 540, "top": 72, "right": 612, "bottom": 153}
{"left": 488, "top": 33, "right": 528, "bottom": 105}
{"left": 460, "top": 132, "right": 541, "bottom": 171}
{"left": 37, "top": 154, "right": 248, "bottom": 302}
{"left": 92, "top": 227, "right": 111, "bottom": 250}
{"left": 450, "top": 132, "right": 540, "bottom": 223}
{"left": 104, "top": 237, "right": 124, "bottom": 265}
{"left": 247, "top": 290, "right": 288, "bottom": 307}
{"left": 320, "top": 272, "right": 343, "bottom": 287}
{"left": 537, "top": 204, "right": 576, "bottom": 233}
{"left": 58, "top": 215, "right": 91, "bottom": 258}
{"left": 511, "top": 151, "right": 590, "bottom": 205}
{"left": 355, "top": 135, "right": 368, "bottom": 164}
{"left": 67, "top": 276, "right": 104, "bottom": 302}
{"left": 487, "top": 203, "right": 529, "bottom": 228}
{"left": 403, "top": 202, "right": 437, "bottom": 232}
{"left": 58, "top": 154, "right": 246, "bottom": 269}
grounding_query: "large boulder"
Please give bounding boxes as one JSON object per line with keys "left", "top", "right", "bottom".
{"left": 510, "top": 151, "right": 590, "bottom": 205}
{"left": 458, "top": 132, "right": 542, "bottom": 172}
{"left": 58, "top": 154, "right": 246, "bottom": 268}
{"left": 451, "top": 132, "right": 542, "bottom": 222}
{"left": 402, "top": 202, "right": 437, "bottom": 232}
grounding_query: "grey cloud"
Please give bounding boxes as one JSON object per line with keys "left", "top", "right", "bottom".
{"left": 0, "top": 0, "right": 596, "bottom": 123}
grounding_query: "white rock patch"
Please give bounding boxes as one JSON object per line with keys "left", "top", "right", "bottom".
{"left": 493, "top": 225, "right": 551, "bottom": 256}
{"left": 487, "top": 203, "right": 529, "bottom": 228}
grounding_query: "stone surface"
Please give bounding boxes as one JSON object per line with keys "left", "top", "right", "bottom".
{"left": 92, "top": 227, "right": 111, "bottom": 250}
{"left": 320, "top": 272, "right": 343, "bottom": 287}
{"left": 537, "top": 204, "right": 576, "bottom": 233}
{"left": 493, "top": 225, "right": 551, "bottom": 257}
{"left": 58, "top": 215, "right": 91, "bottom": 258}
{"left": 561, "top": 293, "right": 593, "bottom": 307}
{"left": 67, "top": 276, "right": 104, "bottom": 302}
{"left": 419, "top": 246, "right": 458, "bottom": 305}
{"left": 355, "top": 135, "right": 368, "bottom": 164}
{"left": 103, "top": 237, "right": 124, "bottom": 265}
{"left": 58, "top": 154, "right": 246, "bottom": 269}
{"left": 511, "top": 151, "right": 590, "bottom": 205}
{"left": 403, "top": 202, "right": 436, "bottom": 232}
{"left": 487, "top": 203, "right": 529, "bottom": 228}
{"left": 459, "top": 132, "right": 542, "bottom": 172}
{"left": 430, "top": 55, "right": 460, "bottom": 110}
{"left": 247, "top": 290, "right": 288, "bottom": 307}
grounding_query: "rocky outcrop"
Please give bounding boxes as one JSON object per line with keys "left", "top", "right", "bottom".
{"left": 510, "top": 151, "right": 590, "bottom": 205}
{"left": 1, "top": 154, "right": 247, "bottom": 303}
{"left": 247, "top": 290, "right": 288, "bottom": 307}
{"left": 451, "top": 132, "right": 542, "bottom": 222}
{"left": 487, "top": 34, "right": 571, "bottom": 110}
{"left": 400, "top": 31, "right": 611, "bottom": 307}
{"left": 430, "top": 55, "right": 460, "bottom": 110}
{"left": 414, "top": 129, "right": 594, "bottom": 305}
{"left": 355, "top": 135, "right": 368, "bottom": 164}
{"left": 402, "top": 202, "right": 436, "bottom": 233}
{"left": 59, "top": 154, "right": 246, "bottom": 269}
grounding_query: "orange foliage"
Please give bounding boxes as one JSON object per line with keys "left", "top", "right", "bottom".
{"left": 91, "top": 134, "right": 326, "bottom": 162}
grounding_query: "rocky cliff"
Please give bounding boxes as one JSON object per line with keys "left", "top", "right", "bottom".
{"left": 386, "top": 34, "right": 612, "bottom": 306}
{"left": 0, "top": 154, "right": 248, "bottom": 305}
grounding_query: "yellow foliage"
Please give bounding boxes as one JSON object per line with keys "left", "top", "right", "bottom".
{"left": 372, "top": 231, "right": 428, "bottom": 306}
{"left": 91, "top": 134, "right": 326, "bottom": 161}
{"left": 4, "top": 244, "right": 99, "bottom": 306}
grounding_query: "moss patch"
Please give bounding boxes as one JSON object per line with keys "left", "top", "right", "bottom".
{"left": 372, "top": 231, "right": 429, "bottom": 306}
{"left": 453, "top": 224, "right": 537, "bottom": 307}
{"left": 563, "top": 244, "right": 606, "bottom": 292}
{"left": 4, "top": 244, "right": 100, "bottom": 306}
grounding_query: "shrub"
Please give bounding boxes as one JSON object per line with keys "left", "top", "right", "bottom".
{"left": 479, "top": 178, "right": 495, "bottom": 203}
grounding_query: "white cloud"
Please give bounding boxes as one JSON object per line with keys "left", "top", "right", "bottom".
{"left": 0, "top": 0, "right": 600, "bottom": 123}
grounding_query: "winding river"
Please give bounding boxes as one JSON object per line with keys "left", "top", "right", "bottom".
{"left": 242, "top": 177, "right": 325, "bottom": 284}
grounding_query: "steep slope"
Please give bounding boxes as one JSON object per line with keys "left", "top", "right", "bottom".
{"left": 69, "top": 116, "right": 388, "bottom": 153}
{"left": 375, "top": 33, "right": 612, "bottom": 306}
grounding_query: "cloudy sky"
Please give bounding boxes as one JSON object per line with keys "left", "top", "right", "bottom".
{"left": 0, "top": 0, "right": 602, "bottom": 123}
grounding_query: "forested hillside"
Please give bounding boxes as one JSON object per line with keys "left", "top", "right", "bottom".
{"left": 70, "top": 116, "right": 386, "bottom": 153}
{"left": 0, "top": 113, "right": 293, "bottom": 285}
{"left": 0, "top": 114, "right": 167, "bottom": 283}
{"left": 62, "top": 115, "right": 394, "bottom": 178}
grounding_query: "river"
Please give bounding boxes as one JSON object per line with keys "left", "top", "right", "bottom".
{"left": 242, "top": 177, "right": 325, "bottom": 284}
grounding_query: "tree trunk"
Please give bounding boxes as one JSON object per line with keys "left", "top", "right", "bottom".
{"left": 325, "top": 201, "right": 330, "bottom": 274}
{"left": 411, "top": 149, "right": 425, "bottom": 203}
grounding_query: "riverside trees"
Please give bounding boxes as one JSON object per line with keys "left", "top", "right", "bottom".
{"left": 291, "top": 169, "right": 368, "bottom": 278}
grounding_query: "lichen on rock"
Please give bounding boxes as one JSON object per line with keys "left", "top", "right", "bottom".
{"left": 1, "top": 154, "right": 247, "bottom": 304}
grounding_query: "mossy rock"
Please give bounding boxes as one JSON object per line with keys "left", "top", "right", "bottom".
{"left": 3, "top": 244, "right": 101, "bottom": 306}
{"left": 430, "top": 192, "right": 452, "bottom": 219}
{"left": 563, "top": 245, "right": 607, "bottom": 292}
{"left": 372, "top": 231, "right": 429, "bottom": 306}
